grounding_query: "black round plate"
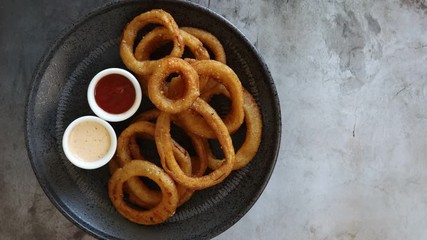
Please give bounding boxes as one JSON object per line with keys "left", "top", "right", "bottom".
{"left": 25, "top": 1, "right": 281, "bottom": 239}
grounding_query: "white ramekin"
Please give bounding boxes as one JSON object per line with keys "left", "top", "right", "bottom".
{"left": 87, "top": 68, "right": 142, "bottom": 122}
{"left": 62, "top": 115, "right": 117, "bottom": 169}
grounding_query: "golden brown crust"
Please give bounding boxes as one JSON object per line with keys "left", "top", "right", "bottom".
{"left": 155, "top": 99, "right": 235, "bottom": 190}
{"left": 135, "top": 27, "right": 210, "bottom": 61}
{"left": 108, "top": 160, "right": 179, "bottom": 225}
{"left": 181, "top": 27, "right": 227, "bottom": 64}
{"left": 120, "top": 9, "right": 184, "bottom": 75}
{"left": 147, "top": 57, "right": 200, "bottom": 114}
{"left": 203, "top": 87, "right": 262, "bottom": 170}
{"left": 176, "top": 60, "right": 244, "bottom": 138}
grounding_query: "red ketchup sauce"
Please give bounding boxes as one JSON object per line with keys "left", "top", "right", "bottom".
{"left": 94, "top": 74, "right": 136, "bottom": 114}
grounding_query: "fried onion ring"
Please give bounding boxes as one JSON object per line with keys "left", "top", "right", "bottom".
{"left": 131, "top": 109, "right": 208, "bottom": 177}
{"left": 147, "top": 57, "right": 200, "bottom": 114}
{"left": 133, "top": 26, "right": 209, "bottom": 100}
{"left": 108, "top": 156, "right": 162, "bottom": 209}
{"left": 108, "top": 160, "right": 179, "bottom": 225}
{"left": 115, "top": 121, "right": 162, "bottom": 208}
{"left": 181, "top": 27, "right": 226, "bottom": 64}
{"left": 179, "top": 26, "right": 228, "bottom": 92}
{"left": 155, "top": 98, "right": 235, "bottom": 190}
{"left": 120, "top": 9, "right": 184, "bottom": 75}
{"left": 202, "top": 86, "right": 262, "bottom": 170}
{"left": 176, "top": 60, "right": 244, "bottom": 138}
{"left": 111, "top": 141, "right": 193, "bottom": 207}
{"left": 116, "top": 121, "right": 194, "bottom": 207}
{"left": 135, "top": 27, "right": 210, "bottom": 61}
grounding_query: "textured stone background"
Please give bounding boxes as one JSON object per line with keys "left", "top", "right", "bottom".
{"left": 1, "top": 0, "right": 427, "bottom": 239}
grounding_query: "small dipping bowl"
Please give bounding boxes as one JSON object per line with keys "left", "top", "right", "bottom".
{"left": 62, "top": 116, "right": 117, "bottom": 169}
{"left": 88, "top": 68, "right": 142, "bottom": 122}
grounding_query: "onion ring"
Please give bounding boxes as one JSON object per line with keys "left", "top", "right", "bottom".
{"left": 111, "top": 141, "right": 193, "bottom": 207}
{"left": 176, "top": 60, "right": 244, "bottom": 138}
{"left": 120, "top": 9, "right": 184, "bottom": 75}
{"left": 133, "top": 27, "right": 209, "bottom": 99}
{"left": 180, "top": 26, "right": 228, "bottom": 93}
{"left": 131, "top": 109, "right": 208, "bottom": 177}
{"left": 155, "top": 98, "right": 235, "bottom": 190}
{"left": 181, "top": 27, "right": 226, "bottom": 64}
{"left": 202, "top": 86, "right": 262, "bottom": 170}
{"left": 116, "top": 121, "right": 194, "bottom": 207}
{"left": 108, "top": 156, "right": 163, "bottom": 209}
{"left": 115, "top": 121, "right": 162, "bottom": 208}
{"left": 147, "top": 57, "right": 200, "bottom": 114}
{"left": 108, "top": 160, "right": 179, "bottom": 225}
{"left": 108, "top": 156, "right": 156, "bottom": 208}
{"left": 134, "top": 27, "right": 210, "bottom": 61}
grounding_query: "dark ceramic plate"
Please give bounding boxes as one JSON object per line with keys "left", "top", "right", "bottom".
{"left": 25, "top": 1, "right": 281, "bottom": 239}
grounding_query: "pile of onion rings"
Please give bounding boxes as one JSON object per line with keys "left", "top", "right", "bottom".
{"left": 108, "top": 9, "right": 262, "bottom": 225}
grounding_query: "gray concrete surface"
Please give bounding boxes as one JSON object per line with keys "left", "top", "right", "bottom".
{"left": 2, "top": 0, "right": 427, "bottom": 239}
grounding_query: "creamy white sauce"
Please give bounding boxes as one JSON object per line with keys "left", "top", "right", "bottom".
{"left": 68, "top": 121, "right": 111, "bottom": 162}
